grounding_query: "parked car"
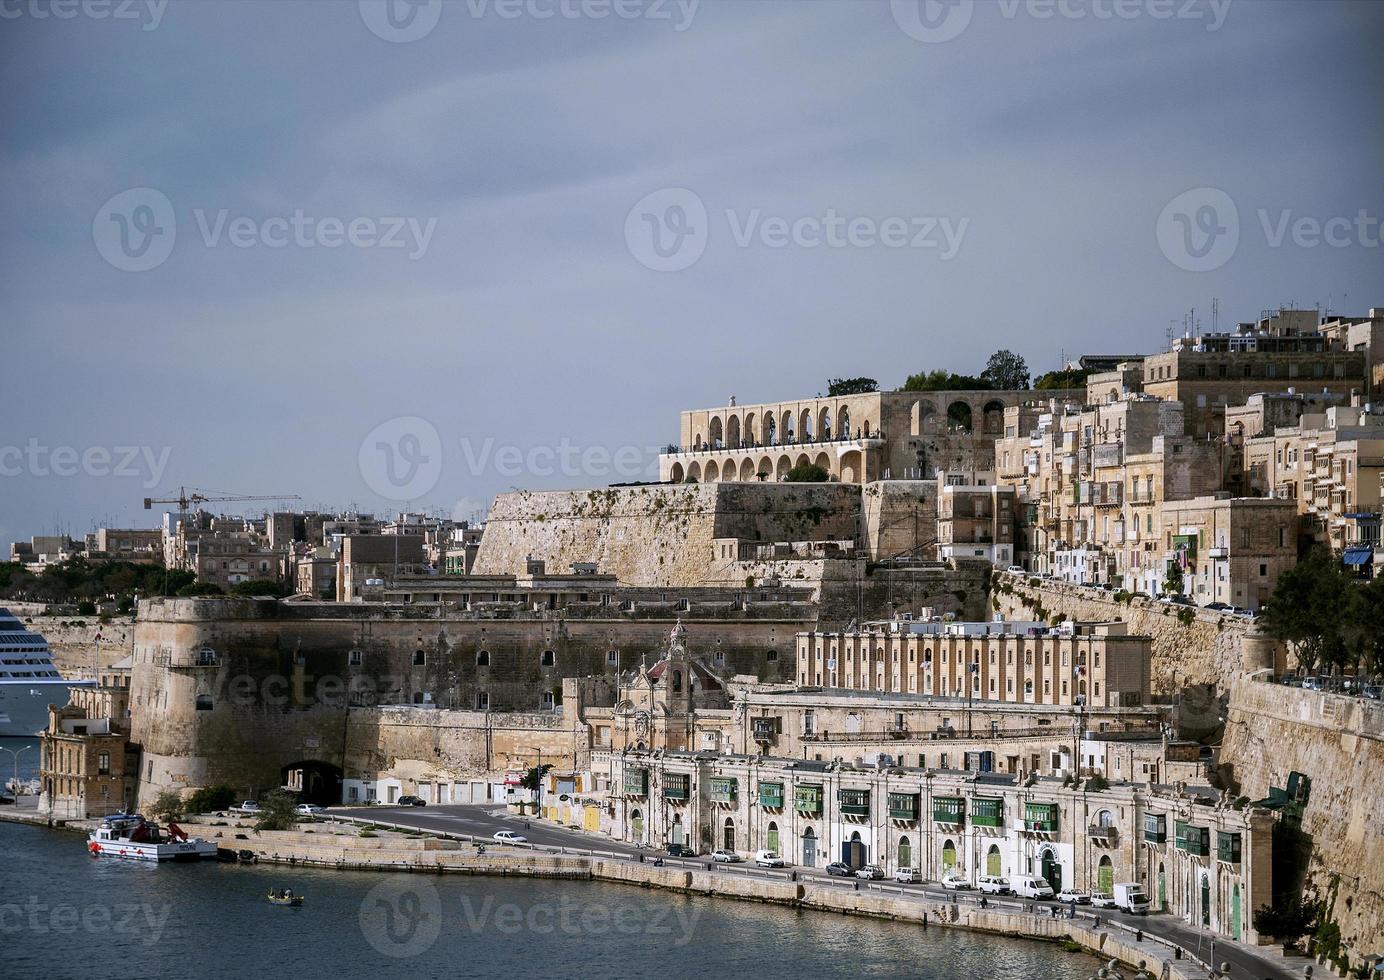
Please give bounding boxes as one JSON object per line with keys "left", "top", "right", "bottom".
{"left": 493, "top": 830, "right": 528, "bottom": 844}
{"left": 1203, "top": 601, "right": 1233, "bottom": 611}
{"left": 1160, "top": 594, "right": 1195, "bottom": 606}
{"left": 1363, "top": 685, "right": 1382, "bottom": 701}
{"left": 940, "top": 872, "right": 972, "bottom": 890}
{"left": 825, "top": 861, "right": 852, "bottom": 877}
{"left": 397, "top": 795, "right": 426, "bottom": 806}
{"left": 1302, "top": 677, "right": 1324, "bottom": 691}
{"left": 1011, "top": 875, "right": 1055, "bottom": 899}
{"left": 1056, "top": 889, "right": 1090, "bottom": 905}
{"left": 237, "top": 800, "right": 260, "bottom": 812}
{"left": 1091, "top": 892, "right": 1117, "bottom": 909}
{"left": 294, "top": 804, "right": 323, "bottom": 816}
{"left": 666, "top": 843, "right": 696, "bottom": 857}
{"left": 1006, "top": 565, "right": 1025, "bottom": 574}
{"left": 710, "top": 849, "right": 741, "bottom": 863}
{"left": 754, "top": 850, "right": 786, "bottom": 868}
{"left": 894, "top": 867, "right": 920, "bottom": 884}
{"left": 855, "top": 864, "right": 884, "bottom": 880}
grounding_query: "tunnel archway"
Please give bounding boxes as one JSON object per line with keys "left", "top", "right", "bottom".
{"left": 282, "top": 760, "right": 343, "bottom": 805}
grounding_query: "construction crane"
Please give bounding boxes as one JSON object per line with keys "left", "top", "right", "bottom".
{"left": 143, "top": 486, "right": 302, "bottom": 523}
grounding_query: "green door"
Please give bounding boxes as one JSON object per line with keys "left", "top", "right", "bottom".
{"left": 1041, "top": 850, "right": 1062, "bottom": 893}
{"left": 1232, "top": 885, "right": 1241, "bottom": 940}
{"left": 899, "top": 837, "right": 912, "bottom": 869}
{"left": 942, "top": 840, "right": 957, "bottom": 870}
{"left": 767, "top": 823, "right": 779, "bottom": 853}
{"left": 986, "top": 845, "right": 1001, "bottom": 876}
{"left": 1201, "top": 874, "right": 1211, "bottom": 927}
{"left": 1098, "top": 857, "right": 1114, "bottom": 895}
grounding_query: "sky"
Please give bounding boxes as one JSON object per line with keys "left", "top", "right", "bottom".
{"left": 2, "top": 0, "right": 1382, "bottom": 546}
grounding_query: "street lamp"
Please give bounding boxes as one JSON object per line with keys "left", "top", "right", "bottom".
{"left": 522, "top": 745, "right": 545, "bottom": 818}
{"left": 0, "top": 744, "right": 35, "bottom": 800}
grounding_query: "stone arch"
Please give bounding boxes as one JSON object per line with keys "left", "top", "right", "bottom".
{"left": 800, "top": 409, "right": 814, "bottom": 442}
{"left": 739, "top": 458, "right": 755, "bottom": 481}
{"left": 765, "top": 414, "right": 777, "bottom": 445}
{"left": 782, "top": 411, "right": 795, "bottom": 444}
{"left": 839, "top": 449, "right": 862, "bottom": 483}
{"left": 820, "top": 407, "right": 833, "bottom": 440}
{"left": 709, "top": 416, "right": 724, "bottom": 449}
{"left": 794, "top": 453, "right": 810, "bottom": 470}
{"left": 723, "top": 816, "right": 736, "bottom": 851}
{"left": 813, "top": 451, "right": 831, "bottom": 474}
{"left": 947, "top": 400, "right": 973, "bottom": 433}
{"left": 743, "top": 412, "right": 756, "bottom": 447}
{"left": 982, "top": 400, "right": 1006, "bottom": 435}
{"left": 861, "top": 418, "right": 871, "bottom": 438}
{"left": 476, "top": 649, "right": 490, "bottom": 666}
{"left": 669, "top": 462, "right": 684, "bottom": 483}
{"left": 704, "top": 460, "right": 720, "bottom": 482}
{"left": 694, "top": 432, "right": 703, "bottom": 450}
{"left": 726, "top": 414, "right": 741, "bottom": 450}
{"left": 722, "top": 458, "right": 739, "bottom": 481}
{"left": 776, "top": 455, "right": 792, "bottom": 480}
{"left": 839, "top": 406, "right": 851, "bottom": 439}
{"left": 282, "top": 759, "right": 343, "bottom": 805}
{"left": 942, "top": 838, "right": 957, "bottom": 870}
{"left": 686, "top": 461, "right": 701, "bottom": 482}
{"left": 757, "top": 456, "right": 773, "bottom": 481}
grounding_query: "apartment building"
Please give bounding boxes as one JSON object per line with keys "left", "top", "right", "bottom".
{"left": 936, "top": 470, "right": 1017, "bottom": 567}
{"left": 1243, "top": 405, "right": 1384, "bottom": 556}
{"left": 796, "top": 618, "right": 1151, "bottom": 709}
{"left": 1142, "top": 309, "right": 1367, "bottom": 438}
{"left": 1157, "top": 496, "right": 1298, "bottom": 609}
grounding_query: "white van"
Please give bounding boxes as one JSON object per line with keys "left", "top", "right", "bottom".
{"left": 754, "top": 849, "right": 786, "bottom": 868}
{"left": 978, "top": 875, "right": 1012, "bottom": 895}
{"left": 1012, "top": 875, "right": 1055, "bottom": 899}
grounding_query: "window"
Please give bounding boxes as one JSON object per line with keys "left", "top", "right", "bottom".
{"left": 541, "top": 691, "right": 555, "bottom": 710}
{"left": 349, "top": 650, "right": 362, "bottom": 666}
{"left": 767, "top": 649, "right": 778, "bottom": 662}
{"left": 606, "top": 649, "right": 618, "bottom": 665}
{"left": 476, "top": 650, "right": 490, "bottom": 666}
{"left": 98, "top": 752, "right": 110, "bottom": 775}
{"left": 413, "top": 650, "right": 425, "bottom": 666}
{"left": 541, "top": 650, "right": 555, "bottom": 667}
{"left": 195, "top": 693, "right": 213, "bottom": 711}
{"left": 475, "top": 691, "right": 489, "bottom": 710}
{"left": 1259, "top": 563, "right": 1268, "bottom": 577}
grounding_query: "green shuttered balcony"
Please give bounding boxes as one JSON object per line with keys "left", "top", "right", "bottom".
{"left": 759, "top": 782, "right": 785, "bottom": 809}
{"left": 663, "top": 774, "right": 689, "bottom": 801}
{"left": 933, "top": 796, "right": 965, "bottom": 825}
{"left": 710, "top": 777, "right": 737, "bottom": 805}
{"left": 1217, "top": 831, "right": 1242, "bottom": 864}
{"left": 624, "top": 769, "right": 648, "bottom": 797}
{"left": 795, "top": 785, "right": 823, "bottom": 815}
{"left": 1024, "top": 802, "right": 1058, "bottom": 833}
{"left": 971, "top": 797, "right": 1004, "bottom": 828}
{"left": 888, "top": 792, "right": 919, "bottom": 821}
{"left": 1175, "top": 821, "right": 1210, "bottom": 856}
{"left": 838, "top": 788, "right": 870, "bottom": 817}
{"left": 1143, "top": 815, "right": 1167, "bottom": 843}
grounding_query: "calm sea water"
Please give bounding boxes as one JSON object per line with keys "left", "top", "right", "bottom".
{"left": 2, "top": 796, "right": 1097, "bottom": 979}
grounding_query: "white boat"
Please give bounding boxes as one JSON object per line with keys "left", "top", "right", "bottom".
{"left": 0, "top": 608, "right": 97, "bottom": 736}
{"left": 87, "top": 814, "right": 219, "bottom": 862}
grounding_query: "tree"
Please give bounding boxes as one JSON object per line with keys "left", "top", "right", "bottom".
{"left": 520, "top": 763, "right": 553, "bottom": 794}
{"left": 1034, "top": 367, "right": 1092, "bottom": 390}
{"left": 186, "top": 785, "right": 237, "bottom": 814}
{"left": 176, "top": 582, "right": 224, "bottom": 597}
{"left": 254, "top": 790, "right": 299, "bottom": 831}
{"left": 826, "top": 377, "right": 878, "bottom": 396}
{"left": 229, "top": 579, "right": 287, "bottom": 598}
{"left": 980, "top": 350, "right": 1030, "bottom": 390}
{"left": 1162, "top": 562, "right": 1184, "bottom": 597}
{"left": 784, "top": 463, "right": 830, "bottom": 482}
{"left": 1253, "top": 898, "right": 1317, "bottom": 946}
{"left": 1260, "top": 546, "right": 1356, "bottom": 674}
{"left": 148, "top": 790, "right": 183, "bottom": 823}
{"left": 902, "top": 369, "right": 986, "bottom": 391}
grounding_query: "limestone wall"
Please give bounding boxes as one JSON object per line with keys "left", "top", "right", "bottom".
{"left": 473, "top": 483, "right": 862, "bottom": 585}
{"left": 11, "top": 613, "right": 135, "bottom": 675}
{"left": 993, "top": 574, "right": 1249, "bottom": 696}
{"left": 1220, "top": 679, "right": 1384, "bottom": 957}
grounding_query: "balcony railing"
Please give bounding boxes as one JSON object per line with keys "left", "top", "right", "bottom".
{"left": 1088, "top": 823, "right": 1118, "bottom": 845}
{"left": 662, "top": 431, "right": 887, "bottom": 457}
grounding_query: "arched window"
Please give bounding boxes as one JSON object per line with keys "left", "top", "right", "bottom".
{"left": 671, "top": 669, "right": 682, "bottom": 693}
{"left": 541, "top": 650, "right": 555, "bottom": 666}
{"left": 194, "top": 693, "right": 213, "bottom": 711}
{"left": 947, "top": 401, "right": 973, "bottom": 433}
{"left": 767, "top": 821, "right": 780, "bottom": 853}
{"left": 839, "top": 407, "right": 851, "bottom": 439}
{"left": 820, "top": 407, "right": 832, "bottom": 440}
{"left": 723, "top": 817, "right": 735, "bottom": 851}
{"left": 476, "top": 650, "right": 490, "bottom": 666}
{"left": 942, "top": 839, "right": 957, "bottom": 870}
{"left": 898, "top": 835, "right": 912, "bottom": 869}
{"left": 631, "top": 808, "right": 644, "bottom": 840}
{"left": 986, "top": 844, "right": 1001, "bottom": 876}
{"left": 1098, "top": 855, "right": 1114, "bottom": 894}
{"left": 413, "top": 650, "right": 425, "bottom": 666}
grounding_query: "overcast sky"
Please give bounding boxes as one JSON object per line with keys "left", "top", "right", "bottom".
{"left": 2, "top": 0, "right": 1382, "bottom": 545}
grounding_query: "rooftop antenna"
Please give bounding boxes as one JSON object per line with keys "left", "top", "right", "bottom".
{"left": 1211, "top": 297, "right": 1219, "bottom": 332}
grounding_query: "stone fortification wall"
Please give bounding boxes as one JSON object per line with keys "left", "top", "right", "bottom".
{"left": 1220, "top": 679, "right": 1384, "bottom": 960}
{"left": 473, "top": 483, "right": 862, "bottom": 585}
{"left": 993, "top": 574, "right": 1249, "bottom": 696}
